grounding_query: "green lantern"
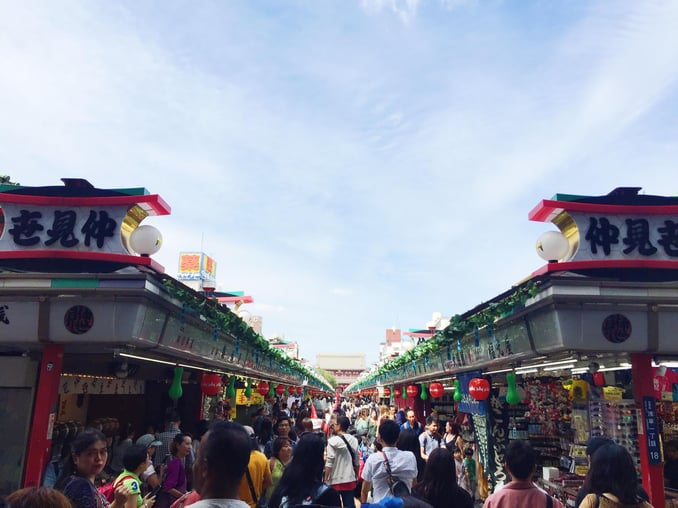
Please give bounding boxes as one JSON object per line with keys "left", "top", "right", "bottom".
{"left": 453, "top": 378, "right": 462, "bottom": 403}
{"left": 226, "top": 376, "right": 236, "bottom": 399}
{"left": 244, "top": 378, "right": 252, "bottom": 398}
{"left": 268, "top": 382, "right": 275, "bottom": 397}
{"left": 168, "top": 367, "right": 183, "bottom": 400}
{"left": 402, "top": 385, "right": 408, "bottom": 399}
{"left": 506, "top": 372, "right": 521, "bottom": 405}
{"left": 420, "top": 383, "right": 428, "bottom": 400}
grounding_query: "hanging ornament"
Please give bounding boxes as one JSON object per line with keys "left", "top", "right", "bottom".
{"left": 453, "top": 378, "right": 462, "bottom": 403}
{"left": 394, "top": 386, "right": 402, "bottom": 398}
{"left": 506, "top": 372, "right": 521, "bottom": 405}
{"left": 268, "top": 382, "right": 275, "bottom": 397}
{"left": 383, "top": 387, "right": 391, "bottom": 397}
{"left": 168, "top": 367, "right": 183, "bottom": 400}
{"left": 200, "top": 373, "right": 222, "bottom": 397}
{"left": 244, "top": 379, "right": 253, "bottom": 398}
{"left": 468, "top": 377, "right": 490, "bottom": 401}
{"left": 275, "top": 384, "right": 285, "bottom": 396}
{"left": 429, "top": 382, "right": 444, "bottom": 398}
{"left": 406, "top": 384, "right": 418, "bottom": 398}
{"left": 225, "top": 376, "right": 236, "bottom": 399}
{"left": 402, "top": 385, "right": 408, "bottom": 399}
{"left": 257, "top": 381, "right": 270, "bottom": 396}
{"left": 420, "top": 384, "right": 428, "bottom": 400}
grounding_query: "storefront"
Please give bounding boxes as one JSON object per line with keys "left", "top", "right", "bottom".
{"left": 348, "top": 187, "right": 678, "bottom": 507}
{"left": 0, "top": 178, "right": 332, "bottom": 495}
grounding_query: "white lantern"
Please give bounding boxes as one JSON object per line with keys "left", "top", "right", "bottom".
{"left": 536, "top": 230, "right": 569, "bottom": 262}
{"left": 130, "top": 225, "right": 163, "bottom": 256}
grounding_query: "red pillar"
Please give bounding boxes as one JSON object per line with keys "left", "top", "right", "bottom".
{"left": 631, "top": 352, "right": 665, "bottom": 507}
{"left": 23, "top": 344, "right": 64, "bottom": 487}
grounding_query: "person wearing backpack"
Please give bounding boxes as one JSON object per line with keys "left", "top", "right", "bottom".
{"left": 325, "top": 416, "right": 361, "bottom": 508}
{"left": 361, "top": 419, "right": 417, "bottom": 503}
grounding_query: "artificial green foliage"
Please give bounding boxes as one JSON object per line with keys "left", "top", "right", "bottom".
{"left": 346, "top": 280, "right": 541, "bottom": 392}
{"left": 162, "top": 278, "right": 332, "bottom": 391}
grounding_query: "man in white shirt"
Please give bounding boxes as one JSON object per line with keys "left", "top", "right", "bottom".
{"left": 325, "top": 416, "right": 360, "bottom": 508}
{"left": 360, "top": 419, "right": 417, "bottom": 503}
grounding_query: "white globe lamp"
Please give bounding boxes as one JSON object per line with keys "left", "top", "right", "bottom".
{"left": 536, "top": 230, "right": 569, "bottom": 262}
{"left": 130, "top": 225, "right": 163, "bottom": 256}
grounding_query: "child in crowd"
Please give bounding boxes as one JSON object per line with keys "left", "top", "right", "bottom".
{"left": 453, "top": 448, "right": 470, "bottom": 495}
{"left": 463, "top": 448, "right": 477, "bottom": 501}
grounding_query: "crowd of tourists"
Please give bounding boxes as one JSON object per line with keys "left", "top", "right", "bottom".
{"left": 0, "top": 397, "right": 653, "bottom": 508}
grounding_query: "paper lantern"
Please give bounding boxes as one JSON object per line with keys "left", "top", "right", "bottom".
{"left": 130, "top": 225, "right": 163, "bottom": 256}
{"left": 244, "top": 379, "right": 253, "bottom": 398}
{"left": 406, "top": 385, "right": 418, "bottom": 398}
{"left": 257, "top": 381, "right": 270, "bottom": 396}
{"left": 506, "top": 372, "right": 521, "bottom": 405}
{"left": 468, "top": 377, "right": 490, "bottom": 401}
{"left": 394, "top": 387, "right": 402, "bottom": 398}
{"left": 383, "top": 387, "right": 391, "bottom": 397}
{"left": 420, "top": 384, "right": 428, "bottom": 400}
{"left": 429, "top": 382, "right": 444, "bottom": 398}
{"left": 275, "top": 384, "right": 285, "bottom": 396}
{"left": 168, "top": 367, "right": 183, "bottom": 400}
{"left": 200, "top": 373, "right": 222, "bottom": 396}
{"left": 225, "top": 376, "right": 236, "bottom": 399}
{"left": 453, "top": 379, "right": 462, "bottom": 403}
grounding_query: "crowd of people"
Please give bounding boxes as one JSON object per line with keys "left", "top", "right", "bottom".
{"left": 0, "top": 396, "right": 657, "bottom": 508}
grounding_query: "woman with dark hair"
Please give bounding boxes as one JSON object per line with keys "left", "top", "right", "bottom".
{"left": 54, "top": 428, "right": 130, "bottom": 508}
{"left": 442, "top": 421, "right": 462, "bottom": 453}
{"left": 265, "top": 437, "right": 293, "bottom": 499}
{"left": 268, "top": 432, "right": 341, "bottom": 508}
{"left": 578, "top": 444, "right": 652, "bottom": 508}
{"left": 156, "top": 433, "right": 192, "bottom": 508}
{"left": 397, "top": 429, "right": 426, "bottom": 484}
{"left": 412, "top": 448, "right": 473, "bottom": 508}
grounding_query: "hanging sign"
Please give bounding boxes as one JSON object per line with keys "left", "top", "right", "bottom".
{"left": 643, "top": 396, "right": 661, "bottom": 464}
{"left": 457, "top": 371, "right": 487, "bottom": 415}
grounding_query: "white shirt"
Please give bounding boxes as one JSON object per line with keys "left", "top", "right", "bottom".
{"left": 361, "top": 446, "right": 417, "bottom": 502}
{"left": 140, "top": 462, "right": 157, "bottom": 482}
{"left": 189, "top": 499, "right": 250, "bottom": 508}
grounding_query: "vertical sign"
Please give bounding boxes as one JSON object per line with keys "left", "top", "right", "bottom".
{"left": 643, "top": 396, "right": 661, "bottom": 464}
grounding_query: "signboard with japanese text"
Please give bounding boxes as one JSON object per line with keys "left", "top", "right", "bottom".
{"left": 0, "top": 301, "right": 40, "bottom": 341}
{"left": 642, "top": 396, "right": 661, "bottom": 464}
{"left": 0, "top": 204, "right": 128, "bottom": 255}
{"left": 177, "top": 252, "right": 217, "bottom": 281}
{"left": 236, "top": 389, "right": 264, "bottom": 406}
{"left": 457, "top": 370, "right": 487, "bottom": 416}
{"left": 569, "top": 212, "right": 678, "bottom": 263}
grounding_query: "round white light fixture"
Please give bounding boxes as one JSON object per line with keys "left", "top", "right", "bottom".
{"left": 536, "top": 230, "right": 569, "bottom": 262}
{"left": 130, "top": 225, "right": 163, "bottom": 256}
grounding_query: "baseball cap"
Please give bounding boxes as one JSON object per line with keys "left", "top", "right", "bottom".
{"left": 137, "top": 434, "right": 162, "bottom": 448}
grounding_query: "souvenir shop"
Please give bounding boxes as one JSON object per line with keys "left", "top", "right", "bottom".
{"left": 351, "top": 188, "right": 678, "bottom": 507}
{"left": 0, "top": 179, "right": 331, "bottom": 496}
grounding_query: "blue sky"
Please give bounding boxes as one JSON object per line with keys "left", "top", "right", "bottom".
{"left": 2, "top": 1, "right": 678, "bottom": 367}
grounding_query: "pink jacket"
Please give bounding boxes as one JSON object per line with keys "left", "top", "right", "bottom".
{"left": 483, "top": 481, "right": 565, "bottom": 508}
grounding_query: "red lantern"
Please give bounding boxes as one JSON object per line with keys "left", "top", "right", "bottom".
{"left": 257, "top": 381, "right": 269, "bottom": 396}
{"left": 200, "top": 373, "right": 222, "bottom": 396}
{"left": 429, "top": 382, "right": 444, "bottom": 398}
{"left": 469, "top": 377, "right": 491, "bottom": 400}
{"left": 295, "top": 386, "right": 302, "bottom": 395}
{"left": 275, "top": 384, "right": 285, "bottom": 396}
{"left": 406, "top": 385, "right": 418, "bottom": 398}
{"left": 383, "top": 387, "right": 391, "bottom": 397}
{"left": 394, "top": 387, "right": 402, "bottom": 398}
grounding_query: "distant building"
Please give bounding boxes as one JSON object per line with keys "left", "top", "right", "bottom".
{"left": 270, "top": 337, "right": 300, "bottom": 360}
{"left": 379, "top": 328, "right": 412, "bottom": 362}
{"left": 316, "top": 353, "right": 366, "bottom": 392}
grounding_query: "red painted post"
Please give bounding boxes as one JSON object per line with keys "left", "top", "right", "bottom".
{"left": 631, "top": 352, "right": 665, "bottom": 507}
{"left": 23, "top": 344, "right": 64, "bottom": 487}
